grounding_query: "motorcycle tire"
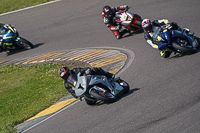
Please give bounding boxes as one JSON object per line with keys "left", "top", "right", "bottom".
{"left": 19, "top": 37, "right": 34, "bottom": 49}
{"left": 135, "top": 19, "right": 142, "bottom": 27}
{"left": 84, "top": 95, "right": 96, "bottom": 105}
{"left": 118, "top": 79, "right": 130, "bottom": 94}
{"left": 172, "top": 41, "right": 197, "bottom": 54}
{"left": 90, "top": 88, "right": 116, "bottom": 103}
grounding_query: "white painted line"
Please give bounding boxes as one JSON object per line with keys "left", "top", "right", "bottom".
{"left": 21, "top": 100, "right": 80, "bottom": 133}
{"left": 0, "top": 0, "right": 62, "bottom": 17}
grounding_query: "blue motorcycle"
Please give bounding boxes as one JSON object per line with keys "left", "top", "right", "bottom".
{"left": 0, "top": 24, "right": 33, "bottom": 55}
{"left": 155, "top": 24, "right": 199, "bottom": 54}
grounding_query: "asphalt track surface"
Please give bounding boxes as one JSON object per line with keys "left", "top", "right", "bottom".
{"left": 1, "top": 0, "right": 200, "bottom": 133}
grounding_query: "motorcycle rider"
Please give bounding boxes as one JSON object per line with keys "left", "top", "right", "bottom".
{"left": 102, "top": 5, "right": 131, "bottom": 39}
{"left": 58, "top": 66, "right": 115, "bottom": 98}
{"left": 0, "top": 23, "right": 18, "bottom": 54}
{"left": 141, "top": 18, "right": 189, "bottom": 58}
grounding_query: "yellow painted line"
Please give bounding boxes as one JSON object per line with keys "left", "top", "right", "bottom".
{"left": 22, "top": 52, "right": 66, "bottom": 64}
{"left": 92, "top": 54, "right": 127, "bottom": 68}
{"left": 68, "top": 49, "right": 110, "bottom": 61}
{"left": 108, "top": 69, "right": 121, "bottom": 74}
{"left": 0, "top": 60, "right": 8, "bottom": 64}
{"left": 26, "top": 98, "right": 77, "bottom": 122}
{"left": 77, "top": 49, "right": 111, "bottom": 61}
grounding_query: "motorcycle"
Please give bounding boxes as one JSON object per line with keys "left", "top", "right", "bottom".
{"left": 0, "top": 24, "right": 34, "bottom": 55}
{"left": 68, "top": 72, "right": 130, "bottom": 105}
{"left": 115, "top": 7, "right": 143, "bottom": 32}
{"left": 156, "top": 24, "right": 199, "bottom": 54}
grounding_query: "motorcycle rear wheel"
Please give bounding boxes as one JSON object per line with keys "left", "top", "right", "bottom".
{"left": 172, "top": 41, "right": 197, "bottom": 54}
{"left": 90, "top": 88, "right": 116, "bottom": 103}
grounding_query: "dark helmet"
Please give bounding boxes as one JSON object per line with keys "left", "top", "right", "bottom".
{"left": 102, "top": 5, "right": 112, "bottom": 18}
{"left": 58, "top": 66, "right": 71, "bottom": 80}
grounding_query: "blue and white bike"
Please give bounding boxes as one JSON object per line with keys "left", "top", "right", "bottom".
{"left": 0, "top": 24, "right": 33, "bottom": 55}
{"left": 155, "top": 24, "right": 199, "bottom": 55}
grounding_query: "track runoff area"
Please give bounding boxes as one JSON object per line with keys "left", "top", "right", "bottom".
{"left": 1, "top": 47, "right": 134, "bottom": 132}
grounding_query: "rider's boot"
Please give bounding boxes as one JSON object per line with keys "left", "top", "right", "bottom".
{"left": 160, "top": 49, "right": 172, "bottom": 58}
{"left": 183, "top": 28, "right": 190, "bottom": 33}
{"left": 116, "top": 29, "right": 131, "bottom": 39}
{"left": 115, "top": 34, "right": 122, "bottom": 39}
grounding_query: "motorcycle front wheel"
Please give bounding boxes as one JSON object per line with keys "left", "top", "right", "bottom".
{"left": 18, "top": 37, "right": 34, "bottom": 49}
{"left": 90, "top": 88, "right": 116, "bottom": 103}
{"left": 84, "top": 95, "right": 97, "bottom": 105}
{"left": 117, "top": 79, "right": 130, "bottom": 94}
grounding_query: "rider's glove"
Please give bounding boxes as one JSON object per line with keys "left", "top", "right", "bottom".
{"left": 166, "top": 24, "right": 172, "bottom": 29}
{"left": 85, "top": 68, "right": 91, "bottom": 75}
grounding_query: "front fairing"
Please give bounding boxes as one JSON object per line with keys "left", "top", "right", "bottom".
{"left": 161, "top": 28, "right": 171, "bottom": 43}
{"left": 70, "top": 73, "right": 87, "bottom": 97}
{"left": 151, "top": 26, "right": 171, "bottom": 50}
{"left": 0, "top": 26, "right": 18, "bottom": 42}
{"left": 115, "top": 10, "right": 133, "bottom": 26}
{"left": 88, "top": 75, "right": 124, "bottom": 96}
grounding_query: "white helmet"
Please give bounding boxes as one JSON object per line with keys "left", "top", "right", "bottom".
{"left": 142, "top": 18, "right": 152, "bottom": 32}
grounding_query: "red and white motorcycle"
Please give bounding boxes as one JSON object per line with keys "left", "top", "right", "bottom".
{"left": 115, "top": 8, "right": 143, "bottom": 31}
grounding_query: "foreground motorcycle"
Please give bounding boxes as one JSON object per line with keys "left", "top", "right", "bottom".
{"left": 115, "top": 7, "right": 143, "bottom": 32}
{"left": 69, "top": 72, "right": 130, "bottom": 105}
{"left": 157, "top": 24, "right": 199, "bottom": 54}
{"left": 0, "top": 24, "right": 34, "bottom": 55}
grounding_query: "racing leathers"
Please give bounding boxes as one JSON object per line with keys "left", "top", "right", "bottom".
{"left": 144, "top": 19, "right": 181, "bottom": 58}
{"left": 102, "top": 5, "right": 130, "bottom": 39}
{"left": 64, "top": 67, "right": 114, "bottom": 98}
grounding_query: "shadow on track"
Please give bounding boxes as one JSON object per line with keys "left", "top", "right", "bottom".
{"left": 6, "top": 43, "right": 44, "bottom": 56}
{"left": 168, "top": 47, "right": 200, "bottom": 59}
{"left": 122, "top": 29, "right": 144, "bottom": 39}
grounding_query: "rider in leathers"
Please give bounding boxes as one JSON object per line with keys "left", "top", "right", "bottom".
{"left": 102, "top": 5, "right": 131, "bottom": 39}
{"left": 142, "top": 18, "right": 187, "bottom": 58}
{"left": 58, "top": 66, "right": 115, "bottom": 98}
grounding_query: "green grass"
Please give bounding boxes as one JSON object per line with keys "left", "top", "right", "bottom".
{"left": 0, "top": 1, "right": 75, "bottom": 132}
{"left": 0, "top": 64, "right": 75, "bottom": 133}
{"left": 0, "top": 0, "right": 54, "bottom": 14}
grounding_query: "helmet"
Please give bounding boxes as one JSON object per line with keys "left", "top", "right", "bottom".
{"left": 142, "top": 18, "right": 152, "bottom": 32}
{"left": 58, "top": 66, "right": 71, "bottom": 80}
{"left": 102, "top": 5, "right": 112, "bottom": 18}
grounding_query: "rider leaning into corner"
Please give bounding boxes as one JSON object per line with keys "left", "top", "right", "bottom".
{"left": 58, "top": 66, "right": 115, "bottom": 98}
{"left": 142, "top": 18, "right": 193, "bottom": 58}
{"left": 0, "top": 23, "right": 18, "bottom": 54}
{"left": 102, "top": 5, "right": 133, "bottom": 39}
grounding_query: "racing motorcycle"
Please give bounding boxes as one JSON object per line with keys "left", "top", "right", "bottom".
{"left": 115, "top": 7, "right": 143, "bottom": 32}
{"left": 155, "top": 24, "right": 199, "bottom": 54}
{"left": 69, "top": 72, "right": 130, "bottom": 105}
{"left": 0, "top": 24, "right": 34, "bottom": 55}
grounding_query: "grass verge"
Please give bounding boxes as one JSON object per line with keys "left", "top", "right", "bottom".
{"left": 0, "top": 64, "right": 74, "bottom": 133}
{"left": 0, "top": 0, "right": 54, "bottom": 14}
